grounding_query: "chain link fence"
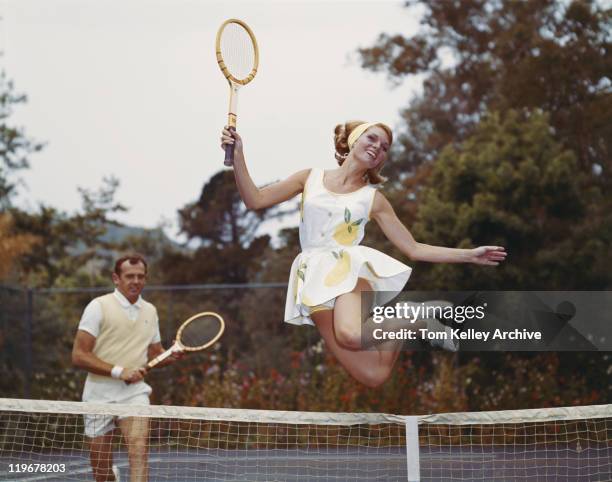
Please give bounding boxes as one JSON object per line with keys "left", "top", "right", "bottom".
{"left": 0, "top": 283, "right": 319, "bottom": 402}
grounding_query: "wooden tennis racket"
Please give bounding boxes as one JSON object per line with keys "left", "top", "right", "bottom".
{"left": 146, "top": 312, "right": 225, "bottom": 370}
{"left": 215, "top": 18, "right": 259, "bottom": 166}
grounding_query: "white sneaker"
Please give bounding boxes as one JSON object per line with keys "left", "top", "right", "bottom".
{"left": 112, "top": 465, "right": 121, "bottom": 482}
{"left": 426, "top": 316, "right": 459, "bottom": 352}
{"left": 407, "top": 300, "right": 459, "bottom": 352}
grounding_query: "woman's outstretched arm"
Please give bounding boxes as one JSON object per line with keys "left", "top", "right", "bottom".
{"left": 221, "top": 127, "right": 310, "bottom": 210}
{"left": 370, "top": 191, "right": 506, "bottom": 265}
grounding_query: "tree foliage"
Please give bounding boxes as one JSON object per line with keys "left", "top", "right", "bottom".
{"left": 360, "top": 0, "right": 612, "bottom": 176}
{"left": 0, "top": 71, "right": 44, "bottom": 206}
{"left": 359, "top": 1, "right": 612, "bottom": 408}
{"left": 179, "top": 170, "right": 269, "bottom": 248}
{"left": 161, "top": 170, "right": 288, "bottom": 284}
{"left": 0, "top": 212, "right": 38, "bottom": 280}
{"left": 412, "top": 109, "right": 608, "bottom": 289}
{"left": 12, "top": 177, "right": 127, "bottom": 287}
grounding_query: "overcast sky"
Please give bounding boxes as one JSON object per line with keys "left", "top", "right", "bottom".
{"left": 3, "top": 0, "right": 424, "bottom": 239}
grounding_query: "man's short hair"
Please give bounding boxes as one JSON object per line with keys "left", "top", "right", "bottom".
{"left": 114, "top": 253, "right": 148, "bottom": 275}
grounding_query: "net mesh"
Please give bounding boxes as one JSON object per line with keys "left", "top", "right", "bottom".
{"left": 419, "top": 419, "right": 611, "bottom": 481}
{"left": 0, "top": 400, "right": 406, "bottom": 481}
{"left": 220, "top": 22, "right": 256, "bottom": 81}
{"left": 0, "top": 399, "right": 610, "bottom": 481}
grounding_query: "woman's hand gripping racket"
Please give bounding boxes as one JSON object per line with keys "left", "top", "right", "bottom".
{"left": 147, "top": 312, "right": 225, "bottom": 370}
{"left": 215, "top": 18, "right": 259, "bottom": 166}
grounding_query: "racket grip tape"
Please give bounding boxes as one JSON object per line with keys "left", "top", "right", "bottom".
{"left": 224, "top": 126, "right": 235, "bottom": 167}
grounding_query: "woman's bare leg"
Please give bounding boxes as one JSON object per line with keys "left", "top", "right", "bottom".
{"left": 313, "top": 309, "right": 401, "bottom": 387}
{"left": 311, "top": 278, "right": 412, "bottom": 387}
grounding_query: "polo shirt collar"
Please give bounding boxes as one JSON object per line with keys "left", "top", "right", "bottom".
{"left": 113, "top": 288, "right": 143, "bottom": 308}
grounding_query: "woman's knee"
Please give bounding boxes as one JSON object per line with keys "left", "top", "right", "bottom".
{"left": 334, "top": 324, "right": 363, "bottom": 350}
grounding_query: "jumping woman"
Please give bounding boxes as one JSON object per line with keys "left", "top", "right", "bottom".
{"left": 221, "top": 121, "right": 506, "bottom": 387}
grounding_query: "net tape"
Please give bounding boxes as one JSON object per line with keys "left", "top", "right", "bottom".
{"left": 1, "top": 399, "right": 609, "bottom": 426}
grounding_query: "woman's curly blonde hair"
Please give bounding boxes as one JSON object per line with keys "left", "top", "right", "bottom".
{"left": 333, "top": 120, "right": 392, "bottom": 185}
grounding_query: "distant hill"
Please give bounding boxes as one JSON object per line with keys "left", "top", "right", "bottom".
{"left": 67, "top": 222, "right": 185, "bottom": 263}
{"left": 101, "top": 223, "right": 179, "bottom": 248}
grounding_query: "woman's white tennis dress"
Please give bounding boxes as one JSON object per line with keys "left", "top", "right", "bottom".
{"left": 284, "top": 168, "right": 412, "bottom": 326}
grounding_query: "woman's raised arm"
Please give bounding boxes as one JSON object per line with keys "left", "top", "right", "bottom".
{"left": 221, "top": 127, "right": 310, "bottom": 210}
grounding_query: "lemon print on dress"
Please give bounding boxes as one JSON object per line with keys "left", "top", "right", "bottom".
{"left": 324, "top": 250, "right": 351, "bottom": 287}
{"left": 293, "top": 262, "right": 307, "bottom": 301}
{"left": 332, "top": 208, "right": 363, "bottom": 246}
{"left": 302, "top": 293, "right": 316, "bottom": 306}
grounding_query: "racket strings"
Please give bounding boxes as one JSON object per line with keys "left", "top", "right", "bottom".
{"left": 220, "top": 23, "right": 256, "bottom": 81}
{"left": 180, "top": 315, "right": 222, "bottom": 349}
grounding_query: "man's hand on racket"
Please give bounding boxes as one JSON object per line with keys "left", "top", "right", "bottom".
{"left": 220, "top": 126, "right": 243, "bottom": 157}
{"left": 147, "top": 343, "right": 186, "bottom": 371}
{"left": 168, "top": 344, "right": 186, "bottom": 364}
{"left": 120, "top": 367, "right": 147, "bottom": 383}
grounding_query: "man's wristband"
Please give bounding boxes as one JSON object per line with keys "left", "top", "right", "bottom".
{"left": 110, "top": 365, "right": 124, "bottom": 379}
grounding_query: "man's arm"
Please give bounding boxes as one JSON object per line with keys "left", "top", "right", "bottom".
{"left": 72, "top": 329, "right": 145, "bottom": 383}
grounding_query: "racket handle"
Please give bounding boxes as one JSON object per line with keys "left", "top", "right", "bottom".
{"left": 224, "top": 126, "right": 235, "bottom": 167}
{"left": 147, "top": 343, "right": 182, "bottom": 370}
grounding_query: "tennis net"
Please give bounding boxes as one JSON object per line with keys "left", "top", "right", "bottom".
{"left": 0, "top": 398, "right": 610, "bottom": 481}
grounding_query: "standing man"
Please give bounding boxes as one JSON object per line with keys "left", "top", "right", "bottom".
{"left": 72, "top": 254, "right": 181, "bottom": 482}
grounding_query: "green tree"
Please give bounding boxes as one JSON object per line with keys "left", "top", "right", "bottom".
{"left": 0, "top": 72, "right": 44, "bottom": 207}
{"left": 360, "top": 0, "right": 611, "bottom": 175}
{"left": 164, "top": 170, "right": 291, "bottom": 284}
{"left": 179, "top": 170, "right": 268, "bottom": 248}
{"left": 412, "top": 109, "right": 610, "bottom": 407}
{"left": 357, "top": 1, "right": 611, "bottom": 409}
{"left": 0, "top": 212, "right": 38, "bottom": 280}
{"left": 0, "top": 73, "right": 44, "bottom": 282}
{"left": 357, "top": 0, "right": 612, "bottom": 291}
{"left": 12, "top": 177, "right": 127, "bottom": 287}
{"left": 412, "top": 109, "right": 607, "bottom": 290}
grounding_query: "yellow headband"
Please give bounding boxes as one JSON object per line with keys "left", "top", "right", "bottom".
{"left": 347, "top": 122, "right": 377, "bottom": 150}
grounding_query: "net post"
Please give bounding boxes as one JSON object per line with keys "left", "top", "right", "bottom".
{"left": 405, "top": 416, "right": 420, "bottom": 482}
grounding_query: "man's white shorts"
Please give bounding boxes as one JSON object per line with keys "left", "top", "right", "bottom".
{"left": 82, "top": 377, "right": 152, "bottom": 438}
